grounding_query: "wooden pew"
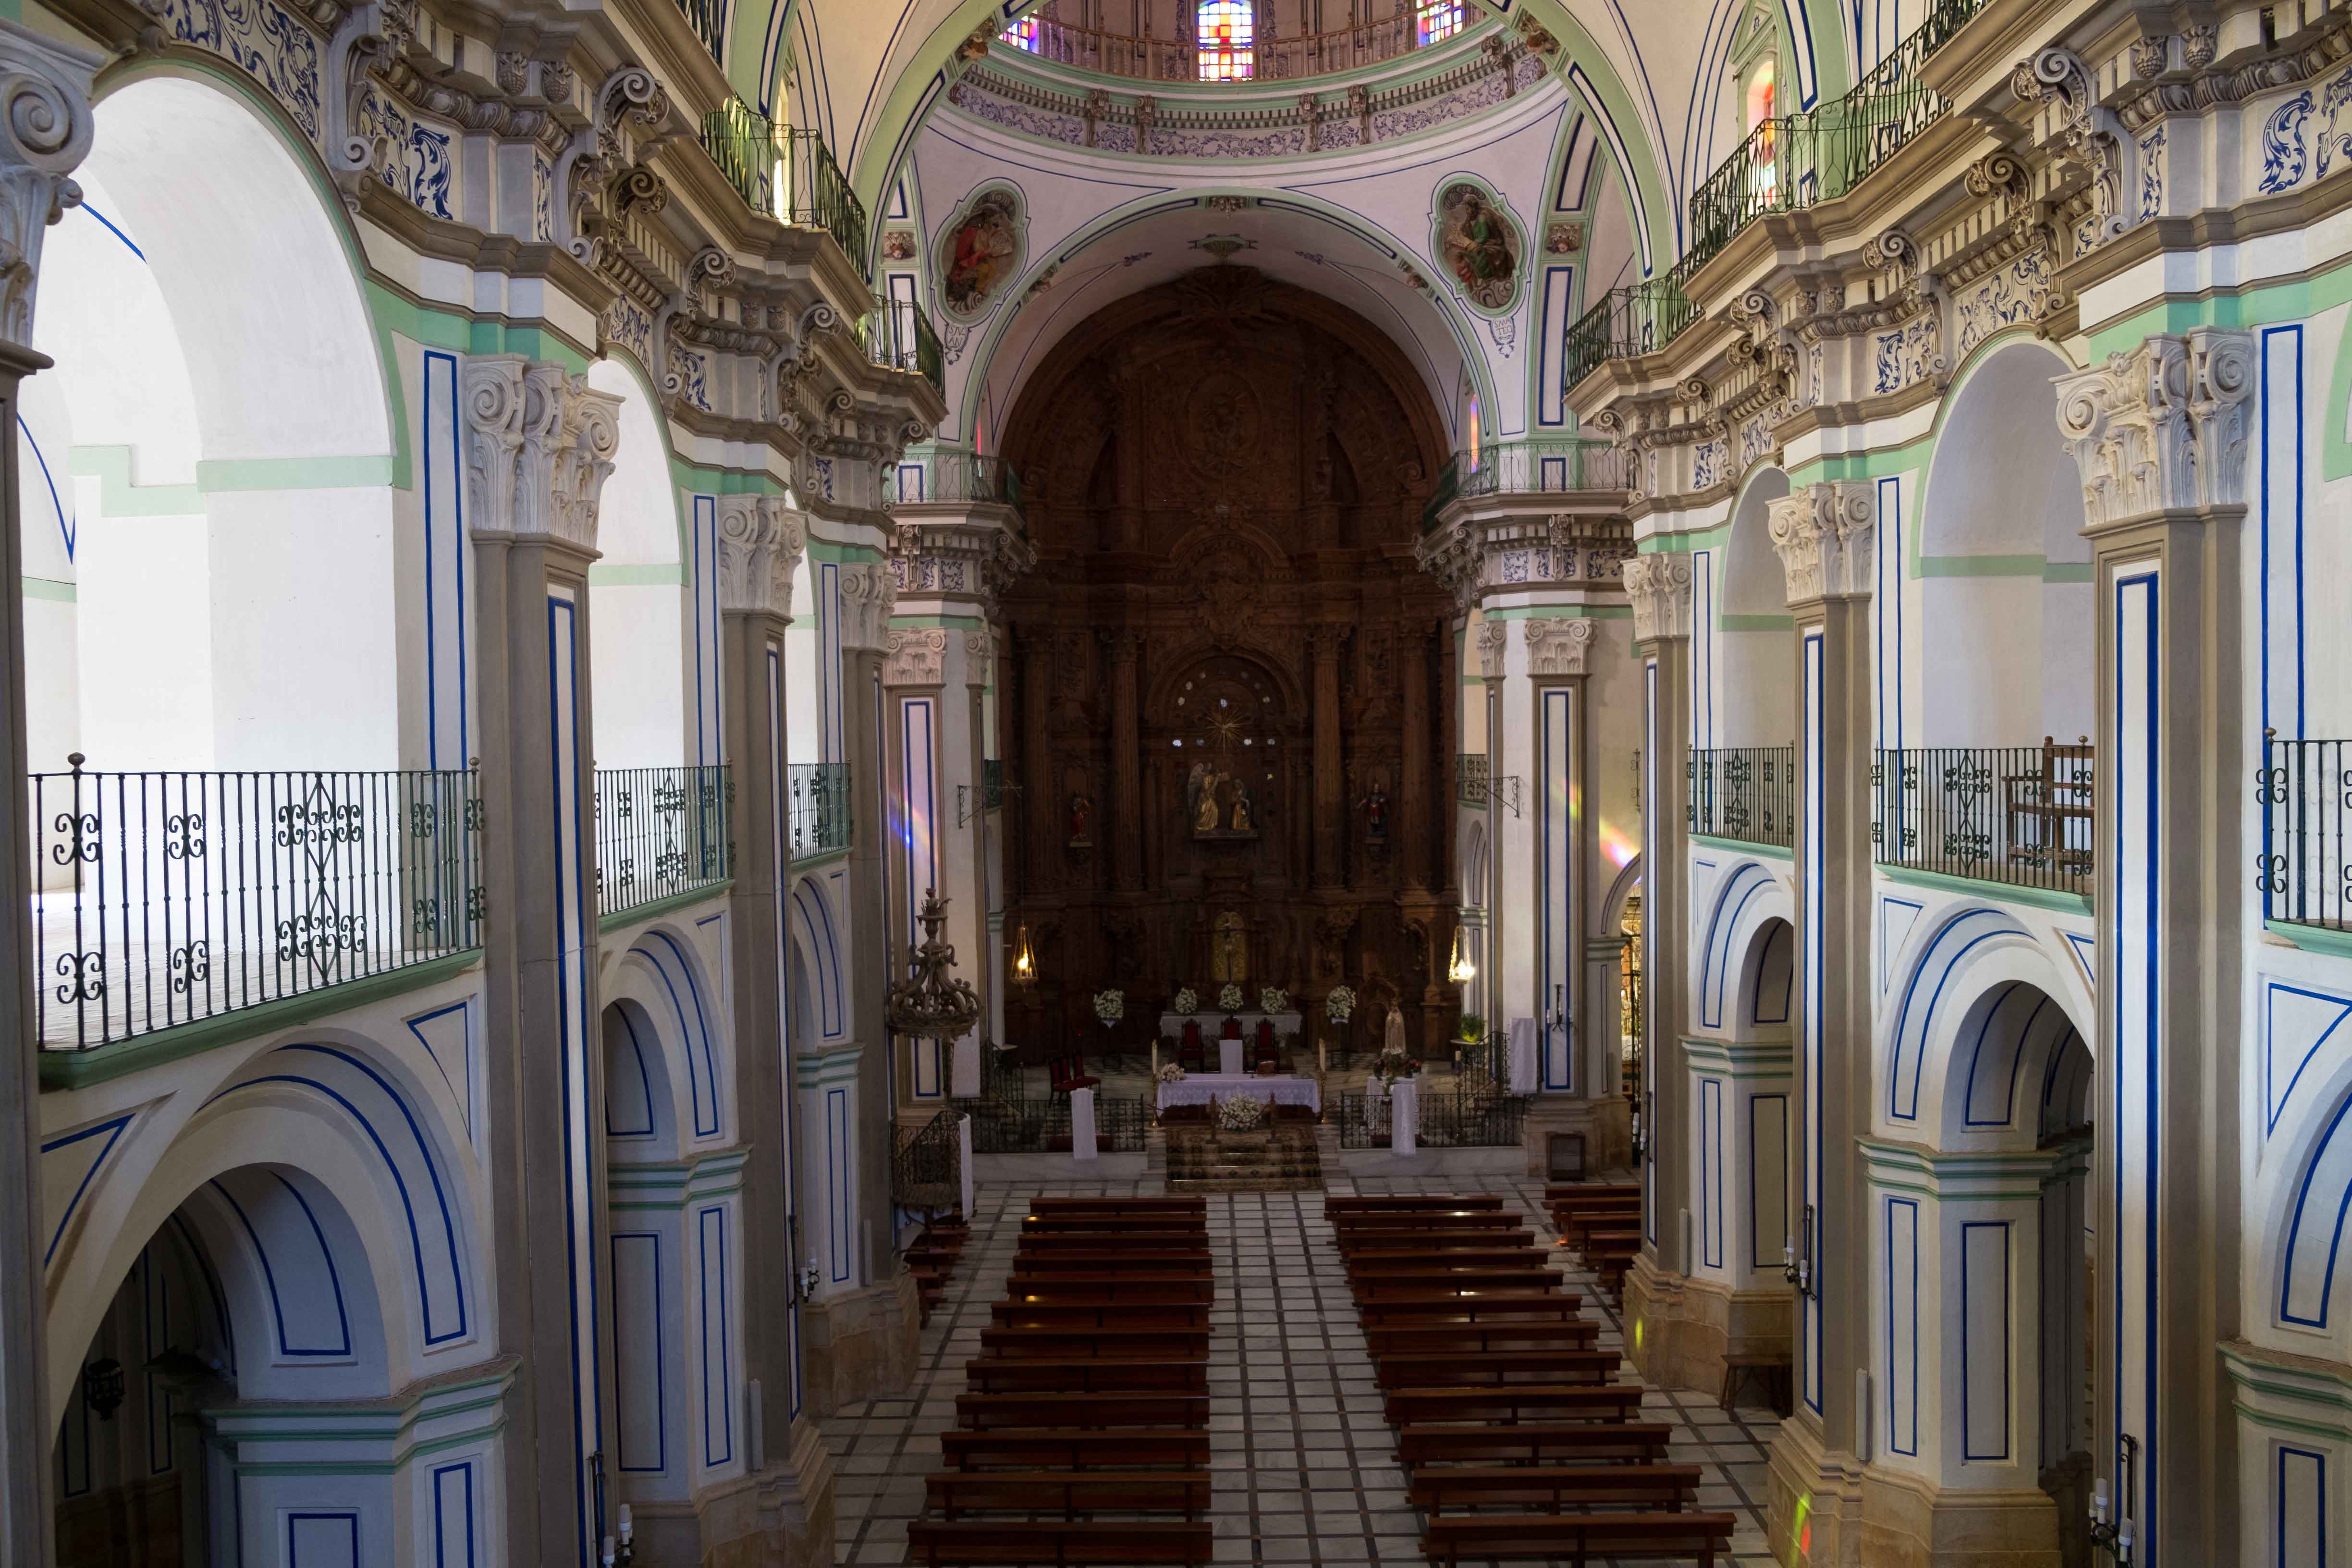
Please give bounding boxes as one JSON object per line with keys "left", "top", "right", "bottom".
{"left": 1396, "top": 1421, "right": 1676, "bottom": 1468}
{"left": 1409, "top": 1463, "right": 1704, "bottom": 1514}
{"left": 906, "top": 1521, "right": 1213, "bottom": 1566}
{"left": 1355, "top": 1292, "right": 1585, "bottom": 1325}
{"left": 1016, "top": 1231, "right": 1209, "bottom": 1253}
{"left": 1544, "top": 1182, "right": 1642, "bottom": 1202}
{"left": 940, "top": 1428, "right": 1211, "bottom": 1471}
{"left": 1012, "top": 1250, "right": 1214, "bottom": 1274}
{"left": 979, "top": 1326, "right": 1211, "bottom": 1360}
{"left": 1421, "top": 1511, "right": 1737, "bottom": 1568}
{"left": 1364, "top": 1321, "right": 1599, "bottom": 1356}
{"left": 1559, "top": 1213, "right": 1643, "bottom": 1252}
{"left": 1004, "top": 1275, "right": 1214, "bottom": 1304}
{"left": 1382, "top": 1383, "right": 1645, "bottom": 1426}
{"left": 964, "top": 1359, "right": 1210, "bottom": 1395}
{"left": 989, "top": 1301, "right": 1211, "bottom": 1330}
{"left": 1335, "top": 1227, "right": 1538, "bottom": 1253}
{"left": 1029, "top": 1197, "right": 1207, "bottom": 1215}
{"left": 1352, "top": 1270, "right": 1567, "bottom": 1300}
{"left": 1018, "top": 1217, "right": 1209, "bottom": 1238}
{"left": 1342, "top": 1249, "right": 1549, "bottom": 1272}
{"left": 955, "top": 1390, "right": 1210, "bottom": 1430}
{"left": 1331, "top": 1210, "right": 1526, "bottom": 1231}
{"left": 1326, "top": 1195, "right": 1506, "bottom": 1213}
{"left": 926, "top": 1468, "right": 1214, "bottom": 1521}
{"left": 1376, "top": 1349, "right": 1621, "bottom": 1389}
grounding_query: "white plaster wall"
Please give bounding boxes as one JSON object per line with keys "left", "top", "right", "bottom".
{"left": 74, "top": 509, "right": 214, "bottom": 769}
{"left": 587, "top": 359, "right": 690, "bottom": 769}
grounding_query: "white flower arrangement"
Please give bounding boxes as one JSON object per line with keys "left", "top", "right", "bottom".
{"left": 1372, "top": 1046, "right": 1422, "bottom": 1090}
{"left": 1218, "top": 982, "right": 1245, "bottom": 1013}
{"left": 1325, "top": 985, "right": 1357, "bottom": 1023}
{"left": 1214, "top": 1094, "right": 1267, "bottom": 1131}
{"left": 1155, "top": 1062, "right": 1188, "bottom": 1084}
{"left": 1092, "top": 988, "right": 1125, "bottom": 1024}
{"left": 1171, "top": 986, "right": 1199, "bottom": 1016}
{"left": 1258, "top": 986, "right": 1289, "bottom": 1015}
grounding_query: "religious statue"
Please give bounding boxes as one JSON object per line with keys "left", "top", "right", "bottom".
{"left": 1190, "top": 763, "right": 1223, "bottom": 833}
{"left": 1067, "top": 792, "right": 1092, "bottom": 848}
{"left": 1230, "top": 790, "right": 1252, "bottom": 832}
{"left": 1187, "top": 760, "right": 1259, "bottom": 840}
{"left": 1358, "top": 784, "right": 1390, "bottom": 843}
{"left": 1210, "top": 911, "right": 1248, "bottom": 985}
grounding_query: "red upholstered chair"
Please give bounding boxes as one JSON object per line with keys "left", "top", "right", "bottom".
{"left": 1221, "top": 1016, "right": 1243, "bottom": 1041}
{"left": 1178, "top": 1022, "right": 1206, "bottom": 1072}
{"left": 1253, "top": 1019, "right": 1278, "bottom": 1072}
{"left": 1048, "top": 1048, "right": 1100, "bottom": 1094}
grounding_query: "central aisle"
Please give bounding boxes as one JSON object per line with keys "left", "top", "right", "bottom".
{"left": 821, "top": 1177, "right": 1783, "bottom": 1564}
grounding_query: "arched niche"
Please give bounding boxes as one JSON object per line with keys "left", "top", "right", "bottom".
{"left": 1715, "top": 465, "right": 1794, "bottom": 749}
{"left": 587, "top": 357, "right": 691, "bottom": 769}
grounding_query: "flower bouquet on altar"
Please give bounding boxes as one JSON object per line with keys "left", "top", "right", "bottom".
{"left": 1372, "top": 1047, "right": 1421, "bottom": 1092}
{"left": 1171, "top": 985, "right": 1199, "bottom": 1017}
{"left": 1325, "top": 985, "right": 1356, "bottom": 1024}
{"left": 1218, "top": 982, "right": 1245, "bottom": 1014}
{"left": 1214, "top": 1093, "right": 1266, "bottom": 1132}
{"left": 1155, "top": 1061, "right": 1187, "bottom": 1085}
{"left": 1258, "top": 986, "right": 1288, "bottom": 1016}
{"left": 1093, "top": 988, "right": 1125, "bottom": 1027}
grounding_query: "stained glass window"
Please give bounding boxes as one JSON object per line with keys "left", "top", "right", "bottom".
{"left": 1001, "top": 15, "right": 1040, "bottom": 51}
{"left": 1198, "top": 0, "right": 1253, "bottom": 81}
{"left": 1417, "top": 1, "right": 1466, "bottom": 45}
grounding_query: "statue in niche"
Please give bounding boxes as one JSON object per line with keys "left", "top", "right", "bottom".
{"left": 1358, "top": 780, "right": 1390, "bottom": 844}
{"left": 1186, "top": 760, "right": 1258, "bottom": 841}
{"left": 1067, "top": 792, "right": 1092, "bottom": 848}
{"left": 1210, "top": 911, "right": 1249, "bottom": 985}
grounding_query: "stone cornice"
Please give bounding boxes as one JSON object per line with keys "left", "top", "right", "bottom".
{"left": 1414, "top": 506, "right": 1633, "bottom": 613}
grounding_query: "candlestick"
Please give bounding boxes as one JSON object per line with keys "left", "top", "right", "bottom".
{"left": 619, "top": 1505, "right": 632, "bottom": 1544}
{"left": 603, "top": 1537, "right": 617, "bottom": 1568}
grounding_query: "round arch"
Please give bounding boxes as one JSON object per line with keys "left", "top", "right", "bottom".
{"left": 1714, "top": 463, "right": 1794, "bottom": 749}
{"left": 1881, "top": 907, "right": 2094, "bottom": 1145}
{"left": 1694, "top": 860, "right": 1792, "bottom": 1034}
{"left": 588, "top": 353, "right": 693, "bottom": 769}
{"left": 603, "top": 927, "right": 730, "bottom": 1146}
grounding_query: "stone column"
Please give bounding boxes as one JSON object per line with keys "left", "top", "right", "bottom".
{"left": 1019, "top": 625, "right": 1057, "bottom": 895}
{"left": 963, "top": 628, "right": 995, "bottom": 1091}
{"left": 707, "top": 496, "right": 833, "bottom": 1563}
{"left": 0, "top": 27, "right": 94, "bottom": 1565}
{"left": 1106, "top": 628, "right": 1143, "bottom": 892}
{"left": 1309, "top": 624, "right": 1347, "bottom": 889}
{"left": 1400, "top": 625, "right": 1433, "bottom": 891}
{"left": 465, "top": 355, "right": 624, "bottom": 1564}
{"left": 883, "top": 623, "right": 950, "bottom": 1112}
{"left": 1474, "top": 620, "right": 1508, "bottom": 1022}
{"left": 2057, "top": 329, "right": 2252, "bottom": 1568}
{"left": 1760, "top": 481, "right": 1876, "bottom": 1566}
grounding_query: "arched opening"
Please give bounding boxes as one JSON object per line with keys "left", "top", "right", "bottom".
{"left": 1716, "top": 466, "right": 1794, "bottom": 749}
{"left": 586, "top": 358, "right": 690, "bottom": 769}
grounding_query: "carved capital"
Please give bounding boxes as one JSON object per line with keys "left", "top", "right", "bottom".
{"left": 0, "top": 23, "right": 97, "bottom": 353}
{"left": 1305, "top": 624, "right": 1350, "bottom": 662}
{"left": 1521, "top": 615, "right": 1596, "bottom": 678}
{"left": 1766, "top": 481, "right": 1875, "bottom": 605}
{"left": 836, "top": 560, "right": 898, "bottom": 652}
{"left": 1621, "top": 551, "right": 1696, "bottom": 643}
{"left": 464, "top": 355, "right": 620, "bottom": 555}
{"left": 883, "top": 626, "right": 949, "bottom": 687}
{"left": 1473, "top": 619, "right": 1509, "bottom": 680}
{"left": 963, "top": 629, "right": 995, "bottom": 689}
{"left": 2055, "top": 328, "right": 2254, "bottom": 529}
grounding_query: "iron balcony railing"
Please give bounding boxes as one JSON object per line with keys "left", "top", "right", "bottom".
{"left": 2258, "top": 735, "right": 2352, "bottom": 932}
{"left": 1335, "top": 1087, "right": 1531, "bottom": 1149}
{"left": 1420, "top": 453, "right": 1462, "bottom": 535}
{"left": 884, "top": 450, "right": 1027, "bottom": 532}
{"left": 1457, "top": 754, "right": 1490, "bottom": 808}
{"left": 861, "top": 294, "right": 945, "bottom": 396}
{"left": 594, "top": 766, "right": 732, "bottom": 916}
{"left": 787, "top": 761, "right": 852, "bottom": 860}
{"left": 981, "top": 760, "right": 1009, "bottom": 811}
{"left": 669, "top": 0, "right": 724, "bottom": 64}
{"left": 1002, "top": 8, "right": 1455, "bottom": 83}
{"left": 1873, "top": 742, "right": 2095, "bottom": 896}
{"left": 1456, "top": 435, "right": 1632, "bottom": 498}
{"left": 1688, "top": 747, "right": 1796, "bottom": 849}
{"left": 1561, "top": 272, "right": 1702, "bottom": 395}
{"left": 697, "top": 102, "right": 871, "bottom": 277}
{"left": 893, "top": 1106, "right": 963, "bottom": 1213}
{"left": 32, "top": 761, "right": 484, "bottom": 1051}
{"left": 961, "top": 1093, "right": 1148, "bottom": 1153}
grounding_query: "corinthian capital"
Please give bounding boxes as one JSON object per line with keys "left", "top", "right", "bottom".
{"left": 1473, "top": 619, "right": 1509, "bottom": 680}
{"left": 2055, "top": 328, "right": 2254, "bottom": 530}
{"left": 1522, "top": 615, "right": 1596, "bottom": 677}
{"left": 464, "top": 355, "right": 621, "bottom": 555}
{"left": 0, "top": 23, "right": 97, "bottom": 355}
{"left": 1767, "top": 481, "right": 1874, "bottom": 606}
{"left": 837, "top": 560, "right": 897, "bottom": 652}
{"left": 1621, "top": 552, "right": 1695, "bottom": 644}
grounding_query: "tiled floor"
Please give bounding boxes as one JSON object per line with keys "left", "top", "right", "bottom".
{"left": 822, "top": 1173, "right": 1781, "bottom": 1566}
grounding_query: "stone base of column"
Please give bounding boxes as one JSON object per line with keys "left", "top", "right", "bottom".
{"left": 1520, "top": 1094, "right": 1630, "bottom": 1176}
{"left": 798, "top": 1270, "right": 921, "bottom": 1416}
{"left": 1766, "top": 1419, "right": 1866, "bottom": 1567}
{"left": 1623, "top": 1260, "right": 1791, "bottom": 1395}
{"left": 1856, "top": 1466, "right": 2061, "bottom": 1568}
{"left": 638, "top": 1416, "right": 838, "bottom": 1568}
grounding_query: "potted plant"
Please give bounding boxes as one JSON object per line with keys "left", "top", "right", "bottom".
{"left": 1455, "top": 1011, "right": 1486, "bottom": 1049}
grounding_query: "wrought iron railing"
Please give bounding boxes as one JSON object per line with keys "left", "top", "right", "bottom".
{"left": 32, "top": 762, "right": 484, "bottom": 1050}
{"left": 894, "top": 1106, "right": 963, "bottom": 1214}
{"left": 861, "top": 294, "right": 945, "bottom": 395}
{"left": 960, "top": 1093, "right": 1148, "bottom": 1153}
{"left": 697, "top": 103, "right": 870, "bottom": 277}
{"left": 669, "top": 0, "right": 725, "bottom": 64}
{"left": 1561, "top": 272, "right": 1702, "bottom": 394}
{"left": 1872, "top": 743, "right": 2095, "bottom": 895}
{"left": 1457, "top": 436, "right": 1631, "bottom": 498}
{"left": 1420, "top": 453, "right": 1462, "bottom": 535}
{"left": 1002, "top": 9, "right": 1457, "bottom": 82}
{"left": 1688, "top": 747, "right": 1796, "bottom": 849}
{"left": 787, "top": 761, "right": 852, "bottom": 859}
{"left": 2258, "top": 735, "right": 2352, "bottom": 931}
{"left": 1335, "top": 1087, "right": 1531, "bottom": 1149}
{"left": 884, "top": 451, "right": 1026, "bottom": 532}
{"left": 1457, "top": 754, "right": 1490, "bottom": 808}
{"left": 593, "top": 766, "right": 732, "bottom": 916}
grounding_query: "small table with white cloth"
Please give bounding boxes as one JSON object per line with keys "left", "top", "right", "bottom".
{"left": 1155, "top": 1073, "right": 1322, "bottom": 1115}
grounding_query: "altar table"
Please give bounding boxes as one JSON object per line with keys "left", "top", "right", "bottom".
{"left": 1156, "top": 1074, "right": 1322, "bottom": 1114}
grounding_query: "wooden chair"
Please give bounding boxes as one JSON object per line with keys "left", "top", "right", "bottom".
{"left": 1383, "top": 1383, "right": 1645, "bottom": 1426}
{"left": 1048, "top": 1049, "right": 1100, "bottom": 1094}
{"left": 1177, "top": 1021, "right": 1206, "bottom": 1072}
{"left": 2003, "top": 735, "right": 2095, "bottom": 876}
{"left": 955, "top": 1390, "right": 1210, "bottom": 1430}
{"left": 1376, "top": 1350, "right": 1621, "bottom": 1389}
{"left": 926, "top": 1469, "right": 1214, "bottom": 1521}
{"left": 1253, "top": 1018, "right": 1278, "bottom": 1071}
{"left": 1409, "top": 1462, "right": 1704, "bottom": 1514}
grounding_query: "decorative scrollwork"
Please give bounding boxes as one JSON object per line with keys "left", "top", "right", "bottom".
{"left": 166, "top": 812, "right": 205, "bottom": 860}
{"left": 277, "top": 911, "right": 368, "bottom": 969}
{"left": 275, "top": 799, "right": 365, "bottom": 848}
{"left": 410, "top": 800, "right": 441, "bottom": 838}
{"left": 51, "top": 809, "right": 98, "bottom": 864}
{"left": 169, "top": 940, "right": 209, "bottom": 992}
{"left": 2254, "top": 853, "right": 2288, "bottom": 896}
{"left": 53, "top": 950, "right": 102, "bottom": 1004}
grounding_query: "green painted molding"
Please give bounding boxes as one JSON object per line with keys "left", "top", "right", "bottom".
{"left": 2221, "top": 1340, "right": 2352, "bottom": 1441}
{"left": 598, "top": 879, "right": 735, "bottom": 936}
{"left": 795, "top": 1044, "right": 864, "bottom": 1089}
{"left": 1874, "top": 862, "right": 2093, "bottom": 916}
{"left": 1637, "top": 520, "right": 1732, "bottom": 554}
{"left": 1911, "top": 553, "right": 2094, "bottom": 582}
{"left": 1857, "top": 1135, "right": 2066, "bottom": 1200}
{"left": 70, "top": 446, "right": 398, "bottom": 516}
{"left": 1716, "top": 612, "right": 1792, "bottom": 631}
{"left": 790, "top": 846, "right": 851, "bottom": 871}
{"left": 38, "top": 950, "right": 483, "bottom": 1091}
{"left": 804, "top": 539, "right": 885, "bottom": 565}
{"left": 1690, "top": 832, "right": 1793, "bottom": 861}
{"left": 2268, "top": 918, "right": 2352, "bottom": 961}
{"left": 588, "top": 562, "right": 688, "bottom": 586}
{"left": 1681, "top": 1034, "right": 1795, "bottom": 1073}
{"left": 22, "top": 577, "right": 72, "bottom": 603}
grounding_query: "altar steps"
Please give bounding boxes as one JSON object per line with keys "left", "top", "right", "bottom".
{"left": 1164, "top": 1126, "right": 1323, "bottom": 1193}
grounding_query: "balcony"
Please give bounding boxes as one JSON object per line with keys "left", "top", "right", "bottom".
{"left": 1457, "top": 755, "right": 1490, "bottom": 808}
{"left": 1455, "top": 436, "right": 1631, "bottom": 501}
{"left": 32, "top": 762, "right": 483, "bottom": 1052}
{"left": 861, "top": 293, "right": 945, "bottom": 397}
{"left": 2258, "top": 736, "right": 2352, "bottom": 934}
{"left": 788, "top": 762, "right": 853, "bottom": 860}
{"left": 594, "top": 765, "right": 733, "bottom": 918}
{"left": 998, "top": 8, "right": 1470, "bottom": 84}
{"left": 697, "top": 101, "right": 870, "bottom": 277}
{"left": 668, "top": 0, "right": 724, "bottom": 65}
{"left": 1561, "top": 273, "right": 1702, "bottom": 395}
{"left": 887, "top": 451, "right": 1028, "bottom": 534}
{"left": 1688, "top": 747, "right": 1795, "bottom": 851}
{"left": 1873, "top": 743, "right": 2094, "bottom": 899}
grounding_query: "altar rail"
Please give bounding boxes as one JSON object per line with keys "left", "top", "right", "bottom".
{"left": 1335, "top": 1087, "right": 1531, "bottom": 1149}
{"left": 961, "top": 1093, "right": 1148, "bottom": 1154}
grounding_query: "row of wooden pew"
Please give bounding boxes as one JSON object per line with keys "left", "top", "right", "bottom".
{"left": 906, "top": 1196, "right": 1217, "bottom": 1566}
{"left": 1327, "top": 1190, "right": 1739, "bottom": 1566}
{"left": 1547, "top": 1182, "right": 1643, "bottom": 1302}
{"left": 906, "top": 1212, "right": 969, "bottom": 1326}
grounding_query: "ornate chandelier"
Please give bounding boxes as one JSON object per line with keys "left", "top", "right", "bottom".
{"left": 887, "top": 890, "right": 982, "bottom": 1039}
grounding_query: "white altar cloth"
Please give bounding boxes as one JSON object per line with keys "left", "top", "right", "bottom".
{"left": 1157, "top": 1074, "right": 1321, "bottom": 1113}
